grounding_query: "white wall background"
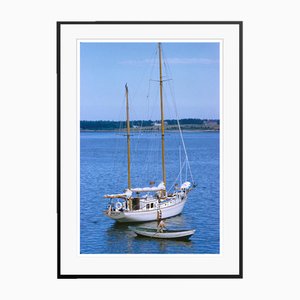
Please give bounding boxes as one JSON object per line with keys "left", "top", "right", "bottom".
{"left": 0, "top": 0, "right": 299, "bottom": 299}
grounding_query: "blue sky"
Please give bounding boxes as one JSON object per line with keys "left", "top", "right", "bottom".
{"left": 80, "top": 42, "right": 219, "bottom": 121}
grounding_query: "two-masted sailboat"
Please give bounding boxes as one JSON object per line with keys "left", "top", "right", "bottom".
{"left": 104, "top": 43, "right": 195, "bottom": 223}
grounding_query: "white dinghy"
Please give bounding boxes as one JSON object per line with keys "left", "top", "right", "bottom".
{"left": 129, "top": 226, "right": 196, "bottom": 241}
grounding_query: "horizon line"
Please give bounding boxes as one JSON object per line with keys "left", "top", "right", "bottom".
{"left": 80, "top": 118, "right": 220, "bottom": 122}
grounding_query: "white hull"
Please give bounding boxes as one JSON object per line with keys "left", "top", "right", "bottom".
{"left": 106, "top": 199, "right": 186, "bottom": 223}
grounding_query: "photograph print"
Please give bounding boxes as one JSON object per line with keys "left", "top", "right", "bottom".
{"left": 80, "top": 41, "right": 220, "bottom": 254}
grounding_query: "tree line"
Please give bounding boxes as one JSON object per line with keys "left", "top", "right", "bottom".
{"left": 80, "top": 119, "right": 219, "bottom": 130}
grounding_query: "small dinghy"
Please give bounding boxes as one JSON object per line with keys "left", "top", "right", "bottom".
{"left": 129, "top": 226, "right": 195, "bottom": 241}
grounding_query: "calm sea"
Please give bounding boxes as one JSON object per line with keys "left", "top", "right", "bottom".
{"left": 80, "top": 131, "right": 219, "bottom": 254}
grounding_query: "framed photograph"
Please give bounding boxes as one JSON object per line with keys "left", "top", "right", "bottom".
{"left": 57, "top": 21, "right": 243, "bottom": 278}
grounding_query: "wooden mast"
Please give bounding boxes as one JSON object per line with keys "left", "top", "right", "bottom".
{"left": 158, "top": 43, "right": 166, "bottom": 191}
{"left": 125, "top": 83, "right": 131, "bottom": 189}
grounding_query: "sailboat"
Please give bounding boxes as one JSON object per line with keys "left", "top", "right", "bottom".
{"left": 104, "top": 43, "right": 195, "bottom": 223}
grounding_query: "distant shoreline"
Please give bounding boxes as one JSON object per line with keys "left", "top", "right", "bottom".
{"left": 80, "top": 129, "right": 219, "bottom": 133}
{"left": 80, "top": 119, "right": 220, "bottom": 132}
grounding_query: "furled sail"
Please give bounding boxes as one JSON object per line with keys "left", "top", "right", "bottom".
{"left": 131, "top": 182, "right": 166, "bottom": 193}
{"left": 104, "top": 182, "right": 166, "bottom": 199}
{"left": 104, "top": 189, "right": 132, "bottom": 199}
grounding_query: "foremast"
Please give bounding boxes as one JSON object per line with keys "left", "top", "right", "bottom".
{"left": 125, "top": 83, "right": 131, "bottom": 189}
{"left": 158, "top": 43, "right": 166, "bottom": 194}
{"left": 125, "top": 83, "right": 133, "bottom": 210}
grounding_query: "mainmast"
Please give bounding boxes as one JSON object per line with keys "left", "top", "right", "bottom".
{"left": 125, "top": 83, "right": 131, "bottom": 189}
{"left": 158, "top": 43, "right": 166, "bottom": 190}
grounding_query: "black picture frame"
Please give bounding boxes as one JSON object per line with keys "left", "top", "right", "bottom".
{"left": 57, "top": 21, "right": 243, "bottom": 279}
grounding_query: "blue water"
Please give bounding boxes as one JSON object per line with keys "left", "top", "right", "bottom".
{"left": 80, "top": 131, "right": 219, "bottom": 254}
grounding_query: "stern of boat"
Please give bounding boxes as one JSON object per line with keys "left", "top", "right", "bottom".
{"left": 103, "top": 209, "right": 126, "bottom": 221}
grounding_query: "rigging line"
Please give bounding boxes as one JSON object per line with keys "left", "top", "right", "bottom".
{"left": 132, "top": 81, "right": 152, "bottom": 154}
{"left": 133, "top": 81, "right": 152, "bottom": 154}
{"left": 151, "top": 87, "right": 161, "bottom": 182}
{"left": 162, "top": 49, "right": 194, "bottom": 183}
{"left": 144, "top": 88, "right": 160, "bottom": 182}
{"left": 145, "top": 48, "right": 159, "bottom": 120}
{"left": 185, "top": 155, "right": 188, "bottom": 182}
{"left": 130, "top": 47, "right": 157, "bottom": 106}
{"left": 111, "top": 92, "right": 126, "bottom": 187}
{"left": 168, "top": 81, "right": 195, "bottom": 184}
{"left": 142, "top": 99, "right": 158, "bottom": 183}
{"left": 130, "top": 47, "right": 157, "bottom": 119}
{"left": 145, "top": 127, "right": 156, "bottom": 183}
{"left": 167, "top": 160, "right": 187, "bottom": 194}
{"left": 148, "top": 84, "right": 160, "bottom": 121}
{"left": 179, "top": 144, "right": 182, "bottom": 185}
{"left": 132, "top": 82, "right": 159, "bottom": 183}
{"left": 163, "top": 72, "right": 195, "bottom": 184}
{"left": 162, "top": 83, "right": 182, "bottom": 170}
{"left": 162, "top": 48, "right": 188, "bottom": 185}
{"left": 131, "top": 48, "right": 158, "bottom": 157}
{"left": 161, "top": 46, "right": 173, "bottom": 80}
{"left": 94, "top": 89, "right": 126, "bottom": 193}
